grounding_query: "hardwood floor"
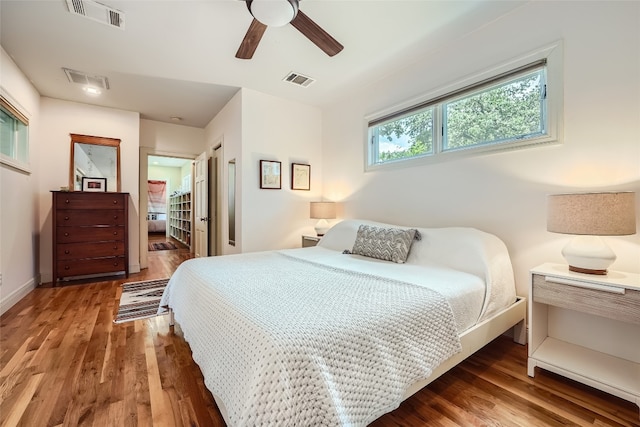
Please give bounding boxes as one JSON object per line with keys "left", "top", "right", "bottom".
{"left": 1, "top": 245, "right": 638, "bottom": 427}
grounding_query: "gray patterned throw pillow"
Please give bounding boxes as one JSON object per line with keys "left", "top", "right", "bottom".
{"left": 350, "top": 224, "right": 421, "bottom": 263}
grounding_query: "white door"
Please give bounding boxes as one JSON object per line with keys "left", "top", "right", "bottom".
{"left": 194, "top": 151, "right": 208, "bottom": 258}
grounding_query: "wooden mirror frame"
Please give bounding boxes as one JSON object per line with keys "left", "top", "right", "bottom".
{"left": 69, "top": 134, "right": 121, "bottom": 192}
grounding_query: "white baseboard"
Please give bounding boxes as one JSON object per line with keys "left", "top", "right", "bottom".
{"left": 0, "top": 277, "right": 36, "bottom": 315}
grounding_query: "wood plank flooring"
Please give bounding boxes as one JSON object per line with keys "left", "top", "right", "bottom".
{"left": 1, "top": 242, "right": 639, "bottom": 426}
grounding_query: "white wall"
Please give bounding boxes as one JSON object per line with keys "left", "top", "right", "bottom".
{"left": 203, "top": 88, "right": 324, "bottom": 254}
{"left": 204, "top": 90, "right": 243, "bottom": 255}
{"left": 0, "top": 47, "right": 41, "bottom": 314}
{"left": 241, "top": 89, "right": 323, "bottom": 253}
{"left": 139, "top": 119, "right": 205, "bottom": 155}
{"left": 148, "top": 165, "right": 182, "bottom": 195}
{"left": 38, "top": 97, "right": 141, "bottom": 283}
{"left": 321, "top": 1, "right": 640, "bottom": 297}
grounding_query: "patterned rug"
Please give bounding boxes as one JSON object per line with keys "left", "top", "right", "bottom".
{"left": 148, "top": 241, "right": 178, "bottom": 251}
{"left": 114, "top": 278, "right": 170, "bottom": 323}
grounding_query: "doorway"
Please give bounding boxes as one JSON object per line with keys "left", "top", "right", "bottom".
{"left": 139, "top": 144, "right": 222, "bottom": 270}
{"left": 139, "top": 149, "right": 195, "bottom": 270}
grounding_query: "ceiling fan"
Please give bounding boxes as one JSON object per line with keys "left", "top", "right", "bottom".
{"left": 236, "top": 0, "right": 344, "bottom": 60}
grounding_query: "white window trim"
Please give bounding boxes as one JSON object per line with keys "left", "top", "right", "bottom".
{"left": 0, "top": 87, "right": 32, "bottom": 174}
{"left": 364, "top": 41, "right": 564, "bottom": 172}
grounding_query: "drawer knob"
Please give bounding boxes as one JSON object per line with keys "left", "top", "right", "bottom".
{"left": 113, "top": 200, "right": 118, "bottom": 205}
{"left": 113, "top": 215, "right": 118, "bottom": 220}
{"left": 64, "top": 216, "right": 69, "bottom": 220}
{"left": 113, "top": 231, "right": 118, "bottom": 236}
{"left": 64, "top": 250, "right": 70, "bottom": 254}
{"left": 113, "top": 262, "right": 119, "bottom": 266}
{"left": 64, "top": 265, "right": 70, "bottom": 270}
{"left": 65, "top": 199, "right": 70, "bottom": 204}
{"left": 64, "top": 232, "right": 69, "bottom": 237}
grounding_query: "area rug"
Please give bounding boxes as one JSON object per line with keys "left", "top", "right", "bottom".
{"left": 114, "top": 278, "right": 170, "bottom": 323}
{"left": 148, "top": 241, "right": 178, "bottom": 251}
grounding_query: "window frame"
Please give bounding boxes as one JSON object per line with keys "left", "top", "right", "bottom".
{"left": 0, "top": 90, "right": 31, "bottom": 174}
{"left": 365, "top": 42, "right": 563, "bottom": 171}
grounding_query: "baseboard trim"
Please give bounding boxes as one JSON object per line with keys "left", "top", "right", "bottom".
{"left": 1, "top": 277, "right": 37, "bottom": 315}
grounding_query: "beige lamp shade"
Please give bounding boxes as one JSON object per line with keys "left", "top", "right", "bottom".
{"left": 547, "top": 192, "right": 636, "bottom": 236}
{"left": 310, "top": 202, "right": 336, "bottom": 236}
{"left": 310, "top": 202, "right": 336, "bottom": 220}
{"left": 547, "top": 192, "right": 636, "bottom": 275}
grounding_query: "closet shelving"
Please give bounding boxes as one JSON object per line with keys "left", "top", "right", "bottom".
{"left": 169, "top": 191, "right": 191, "bottom": 246}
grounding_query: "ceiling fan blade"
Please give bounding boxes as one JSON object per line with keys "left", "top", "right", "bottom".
{"left": 290, "top": 10, "right": 343, "bottom": 57}
{"left": 236, "top": 18, "right": 267, "bottom": 59}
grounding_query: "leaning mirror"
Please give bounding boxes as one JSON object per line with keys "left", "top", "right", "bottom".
{"left": 228, "top": 159, "right": 236, "bottom": 246}
{"left": 69, "top": 134, "right": 121, "bottom": 192}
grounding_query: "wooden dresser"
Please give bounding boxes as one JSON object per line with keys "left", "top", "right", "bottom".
{"left": 52, "top": 191, "right": 129, "bottom": 285}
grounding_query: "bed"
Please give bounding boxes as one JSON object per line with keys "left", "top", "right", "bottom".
{"left": 147, "top": 213, "right": 166, "bottom": 233}
{"left": 160, "top": 219, "right": 526, "bottom": 426}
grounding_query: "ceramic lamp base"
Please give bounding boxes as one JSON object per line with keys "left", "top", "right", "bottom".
{"left": 562, "top": 235, "right": 616, "bottom": 275}
{"left": 314, "top": 219, "right": 329, "bottom": 236}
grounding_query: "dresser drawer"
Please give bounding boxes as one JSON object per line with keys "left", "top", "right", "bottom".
{"left": 57, "top": 256, "right": 126, "bottom": 278}
{"left": 56, "top": 209, "right": 126, "bottom": 226}
{"left": 55, "top": 193, "right": 127, "bottom": 210}
{"left": 56, "top": 226, "right": 126, "bottom": 243}
{"left": 532, "top": 274, "right": 640, "bottom": 325}
{"left": 57, "top": 241, "right": 125, "bottom": 260}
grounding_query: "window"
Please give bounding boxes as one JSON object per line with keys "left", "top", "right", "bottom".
{"left": 443, "top": 69, "right": 546, "bottom": 151}
{"left": 367, "top": 44, "right": 563, "bottom": 170}
{"left": 0, "top": 94, "right": 30, "bottom": 172}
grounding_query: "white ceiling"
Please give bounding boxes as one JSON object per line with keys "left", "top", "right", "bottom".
{"left": 1, "top": 0, "right": 527, "bottom": 128}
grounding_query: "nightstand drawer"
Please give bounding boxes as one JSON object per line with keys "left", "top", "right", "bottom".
{"left": 532, "top": 274, "right": 640, "bottom": 325}
{"left": 302, "top": 235, "right": 320, "bottom": 247}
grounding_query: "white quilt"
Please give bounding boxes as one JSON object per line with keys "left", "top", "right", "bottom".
{"left": 160, "top": 251, "right": 462, "bottom": 427}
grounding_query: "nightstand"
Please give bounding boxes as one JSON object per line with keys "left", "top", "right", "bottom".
{"left": 302, "top": 235, "right": 321, "bottom": 248}
{"left": 528, "top": 263, "right": 640, "bottom": 410}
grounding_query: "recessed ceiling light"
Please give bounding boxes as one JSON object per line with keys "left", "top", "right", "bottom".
{"left": 170, "top": 116, "right": 183, "bottom": 122}
{"left": 83, "top": 86, "right": 102, "bottom": 96}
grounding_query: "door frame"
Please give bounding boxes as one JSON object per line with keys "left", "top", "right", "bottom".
{"left": 210, "top": 139, "right": 223, "bottom": 256}
{"left": 139, "top": 146, "right": 195, "bottom": 270}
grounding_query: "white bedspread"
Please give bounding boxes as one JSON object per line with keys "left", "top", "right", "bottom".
{"left": 160, "top": 250, "right": 463, "bottom": 427}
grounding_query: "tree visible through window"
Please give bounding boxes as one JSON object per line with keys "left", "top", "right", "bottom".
{"left": 368, "top": 61, "right": 548, "bottom": 167}
{"left": 444, "top": 72, "right": 544, "bottom": 150}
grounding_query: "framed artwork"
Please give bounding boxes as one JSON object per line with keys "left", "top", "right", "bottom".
{"left": 260, "top": 160, "right": 281, "bottom": 189}
{"left": 82, "top": 177, "right": 107, "bottom": 192}
{"left": 291, "top": 163, "right": 310, "bottom": 190}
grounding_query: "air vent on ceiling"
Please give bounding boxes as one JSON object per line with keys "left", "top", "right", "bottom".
{"left": 283, "top": 72, "right": 315, "bottom": 88}
{"left": 66, "top": 0, "right": 125, "bottom": 30}
{"left": 63, "top": 68, "right": 110, "bottom": 90}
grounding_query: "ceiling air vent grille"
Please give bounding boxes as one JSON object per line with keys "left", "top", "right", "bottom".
{"left": 63, "top": 68, "right": 110, "bottom": 90}
{"left": 66, "top": 0, "right": 125, "bottom": 30}
{"left": 283, "top": 72, "right": 315, "bottom": 88}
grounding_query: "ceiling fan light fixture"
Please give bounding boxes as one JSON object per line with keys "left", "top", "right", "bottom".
{"left": 248, "top": 0, "right": 298, "bottom": 27}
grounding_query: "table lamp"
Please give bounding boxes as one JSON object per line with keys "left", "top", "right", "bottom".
{"left": 547, "top": 192, "right": 636, "bottom": 275}
{"left": 310, "top": 202, "right": 336, "bottom": 236}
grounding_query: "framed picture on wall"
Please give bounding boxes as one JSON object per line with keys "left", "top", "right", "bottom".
{"left": 82, "top": 177, "right": 107, "bottom": 192}
{"left": 260, "top": 160, "right": 281, "bottom": 189}
{"left": 291, "top": 163, "right": 310, "bottom": 190}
